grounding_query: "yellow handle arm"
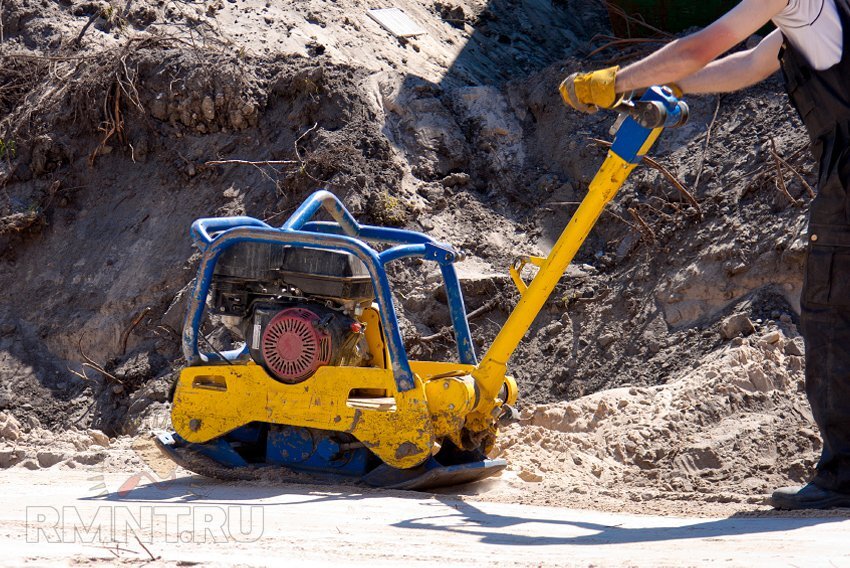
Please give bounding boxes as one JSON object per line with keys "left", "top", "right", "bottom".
{"left": 471, "top": 128, "right": 662, "bottom": 408}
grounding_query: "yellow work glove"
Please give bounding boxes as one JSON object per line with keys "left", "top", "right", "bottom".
{"left": 666, "top": 83, "right": 684, "bottom": 98}
{"left": 559, "top": 66, "right": 621, "bottom": 113}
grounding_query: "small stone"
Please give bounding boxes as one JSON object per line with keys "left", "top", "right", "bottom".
{"left": 761, "top": 331, "right": 782, "bottom": 344}
{"left": 150, "top": 97, "right": 168, "bottom": 121}
{"left": 784, "top": 339, "right": 804, "bottom": 357}
{"left": 72, "top": 451, "right": 108, "bottom": 466}
{"left": 112, "top": 384, "right": 125, "bottom": 394}
{"left": 0, "top": 412, "right": 22, "bottom": 440}
{"left": 598, "top": 333, "right": 616, "bottom": 348}
{"left": 229, "top": 109, "right": 246, "bottom": 130}
{"left": 0, "top": 450, "right": 23, "bottom": 468}
{"left": 544, "top": 321, "right": 564, "bottom": 337}
{"left": 88, "top": 430, "right": 110, "bottom": 447}
{"left": 36, "top": 451, "right": 66, "bottom": 468}
{"left": 720, "top": 313, "right": 755, "bottom": 340}
{"left": 201, "top": 96, "right": 215, "bottom": 121}
{"left": 440, "top": 172, "right": 471, "bottom": 188}
{"left": 779, "top": 314, "right": 792, "bottom": 323}
{"left": 726, "top": 262, "right": 748, "bottom": 276}
{"left": 518, "top": 469, "right": 543, "bottom": 483}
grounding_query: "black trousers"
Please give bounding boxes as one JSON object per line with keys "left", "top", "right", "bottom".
{"left": 800, "top": 121, "right": 850, "bottom": 493}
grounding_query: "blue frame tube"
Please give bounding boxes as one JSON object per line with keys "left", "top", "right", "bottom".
{"left": 191, "top": 217, "right": 272, "bottom": 246}
{"left": 302, "top": 221, "right": 434, "bottom": 245}
{"left": 183, "top": 190, "right": 478, "bottom": 392}
{"left": 378, "top": 244, "right": 428, "bottom": 264}
{"left": 281, "top": 190, "right": 361, "bottom": 234}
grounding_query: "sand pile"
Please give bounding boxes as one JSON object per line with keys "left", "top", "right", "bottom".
{"left": 482, "top": 326, "right": 818, "bottom": 516}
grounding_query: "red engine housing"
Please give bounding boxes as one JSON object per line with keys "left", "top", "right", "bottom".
{"left": 260, "top": 307, "right": 332, "bottom": 383}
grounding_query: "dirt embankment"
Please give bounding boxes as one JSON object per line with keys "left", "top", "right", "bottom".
{"left": 0, "top": 0, "right": 826, "bottom": 515}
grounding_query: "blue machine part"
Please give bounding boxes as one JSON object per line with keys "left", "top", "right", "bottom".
{"left": 265, "top": 426, "right": 374, "bottom": 477}
{"left": 156, "top": 428, "right": 506, "bottom": 488}
{"left": 165, "top": 433, "right": 249, "bottom": 468}
{"left": 361, "top": 455, "right": 507, "bottom": 490}
{"left": 610, "top": 86, "right": 685, "bottom": 164}
{"left": 181, "top": 190, "right": 477, "bottom": 393}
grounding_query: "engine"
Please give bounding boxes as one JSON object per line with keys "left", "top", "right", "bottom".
{"left": 209, "top": 242, "right": 375, "bottom": 383}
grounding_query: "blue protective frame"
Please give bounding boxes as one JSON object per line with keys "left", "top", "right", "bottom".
{"left": 182, "top": 190, "right": 476, "bottom": 392}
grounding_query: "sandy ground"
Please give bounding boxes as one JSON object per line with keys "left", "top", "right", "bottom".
{"left": 2, "top": 469, "right": 849, "bottom": 567}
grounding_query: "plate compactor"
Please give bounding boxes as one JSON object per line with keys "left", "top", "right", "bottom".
{"left": 156, "top": 87, "right": 688, "bottom": 489}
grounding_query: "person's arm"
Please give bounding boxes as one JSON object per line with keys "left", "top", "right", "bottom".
{"left": 615, "top": 0, "right": 787, "bottom": 93}
{"left": 678, "top": 29, "right": 783, "bottom": 94}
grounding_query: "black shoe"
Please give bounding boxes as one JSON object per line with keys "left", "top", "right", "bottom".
{"left": 769, "top": 483, "right": 850, "bottom": 510}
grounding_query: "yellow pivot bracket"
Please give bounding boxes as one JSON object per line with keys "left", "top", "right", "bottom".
{"left": 509, "top": 255, "right": 547, "bottom": 295}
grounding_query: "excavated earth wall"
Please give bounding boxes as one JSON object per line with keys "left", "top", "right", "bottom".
{"left": 0, "top": 0, "right": 825, "bottom": 515}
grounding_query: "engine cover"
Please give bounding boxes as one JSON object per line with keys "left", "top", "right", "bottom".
{"left": 261, "top": 307, "right": 331, "bottom": 383}
{"left": 246, "top": 303, "right": 365, "bottom": 383}
{"left": 211, "top": 243, "right": 374, "bottom": 317}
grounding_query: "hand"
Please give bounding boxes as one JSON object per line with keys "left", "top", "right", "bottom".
{"left": 666, "top": 83, "right": 684, "bottom": 98}
{"left": 559, "top": 73, "right": 598, "bottom": 114}
{"left": 559, "top": 66, "right": 621, "bottom": 113}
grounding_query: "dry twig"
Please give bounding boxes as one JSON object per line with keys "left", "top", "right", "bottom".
{"left": 640, "top": 155, "right": 700, "bottom": 216}
{"left": 727, "top": 144, "right": 809, "bottom": 185}
{"left": 67, "top": 365, "right": 94, "bottom": 384}
{"left": 769, "top": 137, "right": 800, "bottom": 205}
{"left": 771, "top": 143, "right": 816, "bottom": 198}
{"left": 587, "top": 36, "right": 668, "bottom": 58}
{"left": 589, "top": 138, "right": 700, "bottom": 216}
{"left": 73, "top": 12, "right": 99, "bottom": 47}
{"left": 134, "top": 535, "right": 157, "bottom": 561}
{"left": 634, "top": 200, "right": 673, "bottom": 221}
{"left": 120, "top": 306, "right": 152, "bottom": 355}
{"left": 693, "top": 95, "right": 721, "bottom": 191}
{"left": 293, "top": 122, "right": 334, "bottom": 186}
{"left": 205, "top": 122, "right": 323, "bottom": 191}
{"left": 205, "top": 159, "right": 299, "bottom": 167}
{"left": 601, "top": 0, "right": 673, "bottom": 38}
{"left": 89, "top": 81, "right": 125, "bottom": 167}
{"left": 418, "top": 297, "right": 500, "bottom": 343}
{"left": 78, "top": 335, "right": 122, "bottom": 384}
{"left": 204, "top": 158, "right": 300, "bottom": 187}
{"left": 627, "top": 207, "right": 656, "bottom": 242}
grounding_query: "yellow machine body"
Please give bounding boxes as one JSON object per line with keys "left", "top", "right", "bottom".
{"left": 166, "top": 89, "right": 677, "bottom": 485}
